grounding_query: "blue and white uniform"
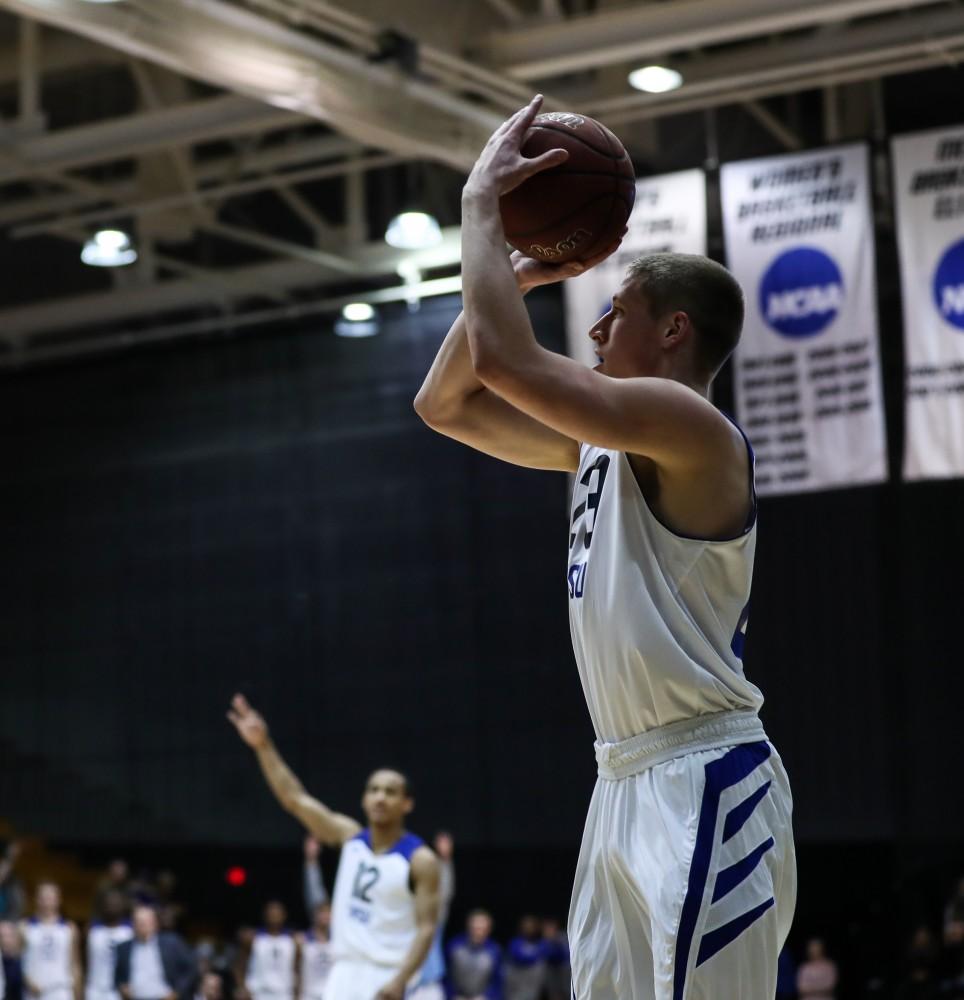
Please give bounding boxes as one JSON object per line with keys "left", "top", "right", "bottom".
{"left": 85, "top": 922, "right": 133, "bottom": 1000}
{"left": 327, "top": 831, "right": 424, "bottom": 1000}
{"left": 299, "top": 932, "right": 333, "bottom": 1000}
{"left": 566, "top": 435, "right": 796, "bottom": 1000}
{"left": 21, "top": 918, "right": 74, "bottom": 1000}
{"left": 245, "top": 931, "right": 296, "bottom": 1000}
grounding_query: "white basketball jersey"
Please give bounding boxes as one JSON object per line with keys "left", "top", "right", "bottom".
{"left": 330, "top": 831, "right": 422, "bottom": 967}
{"left": 299, "top": 933, "right": 333, "bottom": 1000}
{"left": 22, "top": 918, "right": 74, "bottom": 994}
{"left": 246, "top": 932, "right": 296, "bottom": 999}
{"left": 567, "top": 438, "right": 764, "bottom": 743}
{"left": 86, "top": 923, "right": 133, "bottom": 995}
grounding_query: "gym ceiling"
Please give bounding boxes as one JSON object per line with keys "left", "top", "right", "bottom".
{"left": 0, "top": 0, "right": 961, "bottom": 366}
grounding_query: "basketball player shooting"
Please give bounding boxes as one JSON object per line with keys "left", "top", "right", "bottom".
{"left": 415, "top": 95, "right": 796, "bottom": 1000}
{"left": 227, "top": 695, "right": 441, "bottom": 1000}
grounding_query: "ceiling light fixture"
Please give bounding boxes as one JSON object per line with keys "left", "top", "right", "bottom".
{"left": 384, "top": 211, "right": 442, "bottom": 250}
{"left": 628, "top": 65, "right": 683, "bottom": 94}
{"left": 81, "top": 229, "right": 138, "bottom": 267}
{"left": 335, "top": 302, "right": 379, "bottom": 338}
{"left": 341, "top": 302, "right": 375, "bottom": 322}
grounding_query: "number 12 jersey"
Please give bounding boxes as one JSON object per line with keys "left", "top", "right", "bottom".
{"left": 330, "top": 830, "right": 423, "bottom": 968}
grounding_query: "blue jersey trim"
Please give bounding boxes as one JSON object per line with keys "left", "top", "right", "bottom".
{"left": 722, "top": 780, "right": 771, "bottom": 843}
{"left": 697, "top": 897, "right": 775, "bottom": 966}
{"left": 672, "top": 741, "right": 772, "bottom": 1000}
{"left": 351, "top": 829, "right": 424, "bottom": 860}
{"left": 711, "top": 836, "right": 775, "bottom": 903}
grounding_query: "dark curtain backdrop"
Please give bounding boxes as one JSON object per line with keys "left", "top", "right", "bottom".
{"left": 1, "top": 278, "right": 961, "bottom": 852}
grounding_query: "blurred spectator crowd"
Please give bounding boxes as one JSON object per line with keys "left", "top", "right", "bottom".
{"left": 3, "top": 836, "right": 964, "bottom": 1000}
{"left": 0, "top": 836, "right": 572, "bottom": 1000}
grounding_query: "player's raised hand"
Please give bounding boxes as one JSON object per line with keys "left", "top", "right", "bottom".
{"left": 465, "top": 95, "right": 568, "bottom": 199}
{"left": 511, "top": 228, "right": 628, "bottom": 292}
{"left": 227, "top": 693, "right": 269, "bottom": 749}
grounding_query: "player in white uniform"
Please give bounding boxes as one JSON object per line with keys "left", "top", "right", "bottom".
{"left": 297, "top": 903, "right": 333, "bottom": 1000}
{"left": 228, "top": 695, "right": 441, "bottom": 1000}
{"left": 86, "top": 890, "right": 133, "bottom": 1000}
{"left": 21, "top": 884, "right": 81, "bottom": 1000}
{"left": 415, "top": 95, "right": 796, "bottom": 1000}
{"left": 245, "top": 902, "right": 297, "bottom": 1000}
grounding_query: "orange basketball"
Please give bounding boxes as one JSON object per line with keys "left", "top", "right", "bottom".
{"left": 500, "top": 111, "right": 636, "bottom": 264}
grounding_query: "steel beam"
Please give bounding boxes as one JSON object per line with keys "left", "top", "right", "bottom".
{"left": 481, "top": 0, "right": 950, "bottom": 79}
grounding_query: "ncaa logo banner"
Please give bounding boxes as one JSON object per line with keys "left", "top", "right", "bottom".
{"left": 720, "top": 145, "right": 887, "bottom": 496}
{"left": 564, "top": 169, "right": 707, "bottom": 368}
{"left": 892, "top": 125, "right": 964, "bottom": 480}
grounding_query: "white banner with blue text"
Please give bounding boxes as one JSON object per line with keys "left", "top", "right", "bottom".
{"left": 564, "top": 169, "right": 707, "bottom": 367}
{"left": 720, "top": 144, "right": 887, "bottom": 496}
{"left": 893, "top": 125, "right": 964, "bottom": 480}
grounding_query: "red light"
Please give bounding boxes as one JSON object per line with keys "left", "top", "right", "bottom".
{"left": 226, "top": 866, "right": 247, "bottom": 887}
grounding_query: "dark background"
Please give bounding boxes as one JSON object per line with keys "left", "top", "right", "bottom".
{"left": 1, "top": 67, "right": 964, "bottom": 989}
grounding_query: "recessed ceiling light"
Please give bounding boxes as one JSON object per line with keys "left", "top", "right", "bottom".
{"left": 385, "top": 211, "right": 442, "bottom": 250}
{"left": 341, "top": 302, "right": 375, "bottom": 322}
{"left": 81, "top": 229, "right": 137, "bottom": 267}
{"left": 628, "top": 65, "right": 683, "bottom": 94}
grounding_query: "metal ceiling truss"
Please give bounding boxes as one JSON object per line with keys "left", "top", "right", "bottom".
{"left": 0, "top": 0, "right": 961, "bottom": 364}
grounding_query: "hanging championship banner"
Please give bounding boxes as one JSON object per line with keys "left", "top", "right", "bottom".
{"left": 720, "top": 145, "right": 887, "bottom": 495}
{"left": 564, "top": 169, "right": 707, "bottom": 367}
{"left": 892, "top": 125, "right": 964, "bottom": 480}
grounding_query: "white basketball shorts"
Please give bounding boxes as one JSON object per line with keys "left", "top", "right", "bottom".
{"left": 569, "top": 711, "right": 796, "bottom": 1000}
{"left": 325, "top": 959, "right": 434, "bottom": 1000}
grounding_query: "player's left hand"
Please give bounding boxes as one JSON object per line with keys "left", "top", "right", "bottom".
{"left": 464, "top": 94, "right": 568, "bottom": 200}
{"left": 374, "top": 979, "right": 405, "bottom": 1000}
{"left": 512, "top": 227, "right": 627, "bottom": 292}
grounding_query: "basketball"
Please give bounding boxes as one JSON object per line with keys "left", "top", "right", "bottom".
{"left": 500, "top": 111, "right": 636, "bottom": 264}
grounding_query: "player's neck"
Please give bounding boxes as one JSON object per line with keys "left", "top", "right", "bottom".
{"left": 38, "top": 912, "right": 60, "bottom": 923}
{"left": 368, "top": 822, "right": 405, "bottom": 852}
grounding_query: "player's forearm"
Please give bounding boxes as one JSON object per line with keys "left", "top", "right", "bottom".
{"left": 391, "top": 924, "right": 436, "bottom": 989}
{"left": 461, "top": 189, "right": 543, "bottom": 380}
{"left": 254, "top": 739, "right": 308, "bottom": 810}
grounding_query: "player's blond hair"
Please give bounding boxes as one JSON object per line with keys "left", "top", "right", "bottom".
{"left": 626, "top": 253, "right": 744, "bottom": 377}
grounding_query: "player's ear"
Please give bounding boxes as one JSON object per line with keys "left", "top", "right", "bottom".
{"left": 403, "top": 797, "right": 414, "bottom": 816}
{"left": 662, "top": 311, "right": 690, "bottom": 348}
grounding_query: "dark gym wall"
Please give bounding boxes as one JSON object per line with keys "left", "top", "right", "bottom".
{"left": 4, "top": 65, "right": 964, "bottom": 853}
{"left": 1, "top": 279, "right": 962, "bottom": 853}
{"left": 0, "top": 292, "right": 593, "bottom": 848}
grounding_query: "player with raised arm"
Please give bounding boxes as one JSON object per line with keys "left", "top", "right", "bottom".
{"left": 415, "top": 96, "right": 796, "bottom": 1000}
{"left": 227, "top": 695, "right": 441, "bottom": 1000}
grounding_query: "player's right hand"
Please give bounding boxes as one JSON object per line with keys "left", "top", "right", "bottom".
{"left": 511, "top": 227, "right": 627, "bottom": 292}
{"left": 227, "top": 693, "right": 269, "bottom": 749}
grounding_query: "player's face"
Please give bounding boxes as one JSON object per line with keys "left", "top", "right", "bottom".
{"left": 35, "top": 884, "right": 60, "bottom": 915}
{"left": 103, "top": 891, "right": 127, "bottom": 923}
{"left": 264, "top": 902, "right": 286, "bottom": 931}
{"left": 361, "top": 770, "right": 412, "bottom": 826}
{"left": 589, "top": 279, "right": 670, "bottom": 379}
